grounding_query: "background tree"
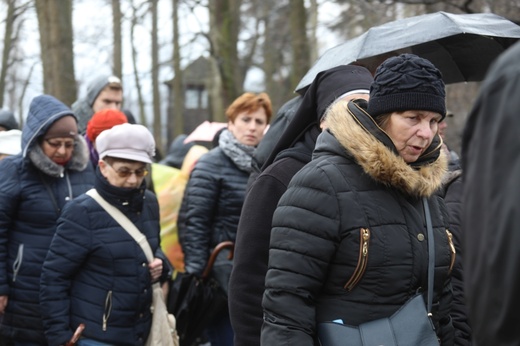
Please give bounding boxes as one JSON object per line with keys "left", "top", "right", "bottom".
{"left": 112, "top": 0, "right": 122, "bottom": 77}
{"left": 0, "top": 0, "right": 16, "bottom": 108}
{"left": 170, "top": 0, "right": 184, "bottom": 142}
{"left": 150, "top": 0, "right": 162, "bottom": 148}
{"left": 129, "top": 0, "right": 148, "bottom": 127}
{"left": 288, "top": 0, "right": 310, "bottom": 91}
{"left": 208, "top": 0, "right": 242, "bottom": 120}
{"left": 34, "top": 0, "right": 76, "bottom": 106}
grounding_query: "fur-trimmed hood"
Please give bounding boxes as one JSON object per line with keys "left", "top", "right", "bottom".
{"left": 22, "top": 94, "right": 90, "bottom": 177}
{"left": 322, "top": 99, "right": 447, "bottom": 197}
{"left": 28, "top": 135, "right": 90, "bottom": 177}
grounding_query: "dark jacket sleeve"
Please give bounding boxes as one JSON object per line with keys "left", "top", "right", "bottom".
{"left": 229, "top": 161, "right": 300, "bottom": 346}
{"left": 180, "top": 156, "right": 220, "bottom": 276}
{"left": 0, "top": 157, "right": 20, "bottom": 295}
{"left": 444, "top": 173, "right": 472, "bottom": 345}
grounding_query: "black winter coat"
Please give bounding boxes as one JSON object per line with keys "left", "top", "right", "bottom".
{"left": 40, "top": 169, "right": 169, "bottom": 346}
{"left": 179, "top": 146, "right": 248, "bottom": 280}
{"left": 229, "top": 155, "right": 308, "bottom": 346}
{"left": 442, "top": 170, "right": 472, "bottom": 345}
{"left": 261, "top": 100, "right": 457, "bottom": 345}
{"left": 0, "top": 95, "right": 94, "bottom": 343}
{"left": 461, "top": 40, "right": 520, "bottom": 346}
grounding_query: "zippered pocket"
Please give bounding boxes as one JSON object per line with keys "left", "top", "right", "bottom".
{"left": 446, "top": 230, "right": 456, "bottom": 275}
{"left": 344, "top": 228, "right": 370, "bottom": 291}
{"left": 102, "top": 290, "right": 113, "bottom": 331}
{"left": 12, "top": 244, "right": 24, "bottom": 282}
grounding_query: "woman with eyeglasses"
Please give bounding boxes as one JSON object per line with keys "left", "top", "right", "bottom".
{"left": 39, "top": 123, "right": 172, "bottom": 346}
{"left": 0, "top": 94, "right": 94, "bottom": 345}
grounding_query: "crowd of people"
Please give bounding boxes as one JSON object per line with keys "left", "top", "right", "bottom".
{"left": 0, "top": 40, "right": 519, "bottom": 346}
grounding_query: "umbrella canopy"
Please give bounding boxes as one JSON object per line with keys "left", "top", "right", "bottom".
{"left": 184, "top": 121, "right": 228, "bottom": 144}
{"left": 296, "top": 11, "right": 520, "bottom": 92}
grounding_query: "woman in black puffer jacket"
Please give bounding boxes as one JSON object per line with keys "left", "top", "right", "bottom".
{"left": 179, "top": 92, "right": 272, "bottom": 346}
{"left": 261, "top": 54, "right": 461, "bottom": 345}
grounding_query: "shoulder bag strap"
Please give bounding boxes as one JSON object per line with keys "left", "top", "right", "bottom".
{"left": 86, "top": 188, "right": 154, "bottom": 263}
{"left": 422, "top": 197, "right": 435, "bottom": 316}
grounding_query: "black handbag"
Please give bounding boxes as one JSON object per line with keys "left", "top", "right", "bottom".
{"left": 317, "top": 198, "right": 440, "bottom": 346}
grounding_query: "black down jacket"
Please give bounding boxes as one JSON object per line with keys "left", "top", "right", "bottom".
{"left": 261, "top": 100, "right": 458, "bottom": 345}
{"left": 0, "top": 95, "right": 94, "bottom": 343}
{"left": 179, "top": 145, "right": 248, "bottom": 283}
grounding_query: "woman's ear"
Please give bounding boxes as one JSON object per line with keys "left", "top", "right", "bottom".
{"left": 98, "top": 160, "right": 109, "bottom": 178}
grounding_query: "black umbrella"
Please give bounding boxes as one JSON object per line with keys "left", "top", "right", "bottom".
{"left": 168, "top": 241, "right": 234, "bottom": 346}
{"left": 296, "top": 11, "right": 520, "bottom": 92}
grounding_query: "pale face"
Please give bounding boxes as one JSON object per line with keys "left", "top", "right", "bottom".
{"left": 92, "top": 88, "right": 123, "bottom": 112}
{"left": 99, "top": 159, "right": 148, "bottom": 189}
{"left": 41, "top": 137, "right": 75, "bottom": 165}
{"left": 382, "top": 110, "right": 442, "bottom": 163}
{"left": 228, "top": 108, "right": 268, "bottom": 146}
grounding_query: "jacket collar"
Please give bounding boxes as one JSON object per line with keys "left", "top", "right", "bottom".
{"left": 94, "top": 167, "right": 146, "bottom": 214}
{"left": 28, "top": 135, "right": 91, "bottom": 177}
{"left": 323, "top": 99, "right": 447, "bottom": 197}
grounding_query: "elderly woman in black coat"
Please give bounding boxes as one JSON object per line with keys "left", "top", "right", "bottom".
{"left": 261, "top": 54, "right": 463, "bottom": 345}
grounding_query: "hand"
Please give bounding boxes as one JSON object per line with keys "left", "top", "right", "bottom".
{"left": 149, "top": 258, "right": 163, "bottom": 282}
{"left": 0, "top": 295, "right": 8, "bottom": 314}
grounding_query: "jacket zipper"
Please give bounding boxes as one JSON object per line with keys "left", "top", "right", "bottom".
{"left": 446, "top": 229, "right": 456, "bottom": 275}
{"left": 102, "top": 290, "right": 113, "bottom": 331}
{"left": 344, "top": 228, "right": 370, "bottom": 291}
{"left": 12, "top": 244, "right": 24, "bottom": 282}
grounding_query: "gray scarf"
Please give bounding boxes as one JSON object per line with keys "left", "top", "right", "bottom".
{"left": 219, "top": 129, "right": 255, "bottom": 173}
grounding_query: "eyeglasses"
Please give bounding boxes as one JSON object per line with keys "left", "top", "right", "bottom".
{"left": 45, "top": 139, "right": 75, "bottom": 150}
{"left": 104, "top": 161, "right": 149, "bottom": 178}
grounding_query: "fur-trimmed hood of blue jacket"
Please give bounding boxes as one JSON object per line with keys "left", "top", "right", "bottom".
{"left": 22, "top": 94, "right": 90, "bottom": 177}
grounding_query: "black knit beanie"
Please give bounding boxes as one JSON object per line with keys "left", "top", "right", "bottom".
{"left": 367, "top": 54, "right": 446, "bottom": 120}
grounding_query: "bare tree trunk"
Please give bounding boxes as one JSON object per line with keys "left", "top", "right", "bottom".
{"left": 308, "top": 0, "right": 318, "bottom": 63}
{"left": 289, "top": 0, "right": 310, "bottom": 91}
{"left": 262, "top": 1, "right": 277, "bottom": 106}
{"left": 0, "top": 0, "right": 16, "bottom": 108}
{"left": 18, "top": 62, "right": 36, "bottom": 128}
{"left": 112, "top": 0, "right": 123, "bottom": 78}
{"left": 35, "top": 0, "right": 76, "bottom": 106}
{"left": 208, "top": 0, "right": 242, "bottom": 118}
{"left": 130, "top": 1, "right": 147, "bottom": 127}
{"left": 150, "top": 0, "right": 162, "bottom": 150}
{"left": 171, "top": 0, "right": 184, "bottom": 140}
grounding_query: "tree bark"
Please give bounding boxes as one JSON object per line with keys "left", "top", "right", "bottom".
{"left": 289, "top": 0, "right": 310, "bottom": 91}
{"left": 0, "top": 0, "right": 16, "bottom": 108}
{"left": 112, "top": 0, "right": 123, "bottom": 78}
{"left": 151, "top": 0, "right": 162, "bottom": 150}
{"left": 130, "top": 1, "right": 147, "bottom": 127}
{"left": 308, "top": 0, "right": 318, "bottom": 64}
{"left": 208, "top": 0, "right": 242, "bottom": 119}
{"left": 171, "top": 0, "right": 184, "bottom": 141}
{"left": 35, "top": 0, "right": 76, "bottom": 106}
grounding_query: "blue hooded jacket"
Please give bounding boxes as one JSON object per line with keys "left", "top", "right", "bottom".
{"left": 0, "top": 95, "right": 94, "bottom": 343}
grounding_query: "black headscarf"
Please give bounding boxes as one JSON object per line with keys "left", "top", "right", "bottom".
{"left": 262, "top": 65, "right": 373, "bottom": 170}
